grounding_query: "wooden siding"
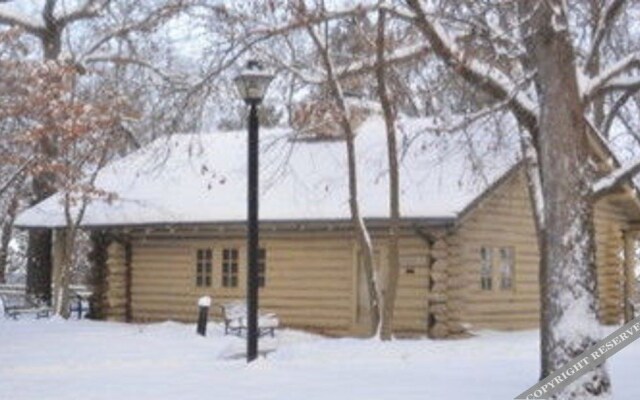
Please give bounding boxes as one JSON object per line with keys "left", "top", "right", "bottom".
{"left": 105, "top": 242, "right": 128, "bottom": 321}
{"left": 102, "top": 228, "right": 436, "bottom": 336}
{"left": 454, "top": 170, "right": 628, "bottom": 330}
{"left": 454, "top": 171, "right": 540, "bottom": 330}
{"left": 117, "top": 235, "right": 357, "bottom": 336}
{"left": 362, "top": 236, "right": 433, "bottom": 336}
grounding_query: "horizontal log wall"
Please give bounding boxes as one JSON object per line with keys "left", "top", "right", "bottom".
{"left": 455, "top": 171, "right": 540, "bottom": 330}
{"left": 454, "top": 170, "right": 628, "bottom": 330}
{"left": 102, "top": 227, "right": 436, "bottom": 337}
{"left": 365, "top": 236, "right": 433, "bottom": 336}
{"left": 105, "top": 242, "right": 127, "bottom": 321}
{"left": 123, "top": 234, "right": 355, "bottom": 336}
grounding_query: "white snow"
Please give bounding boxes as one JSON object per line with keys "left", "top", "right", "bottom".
{"left": 0, "top": 319, "right": 639, "bottom": 399}
{"left": 15, "top": 115, "right": 519, "bottom": 228}
{"left": 197, "top": 296, "right": 211, "bottom": 308}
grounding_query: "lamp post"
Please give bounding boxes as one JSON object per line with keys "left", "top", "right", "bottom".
{"left": 234, "top": 60, "right": 274, "bottom": 362}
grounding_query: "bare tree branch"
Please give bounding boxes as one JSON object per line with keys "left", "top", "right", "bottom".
{"left": 404, "top": 0, "right": 539, "bottom": 137}
{"left": 583, "top": 0, "right": 628, "bottom": 72}
{"left": 299, "top": 0, "right": 380, "bottom": 335}
{"left": 584, "top": 51, "right": 640, "bottom": 99}
{"left": 57, "top": 0, "right": 111, "bottom": 26}
{"left": 0, "top": 157, "right": 33, "bottom": 198}
{"left": 83, "top": 55, "right": 185, "bottom": 85}
{"left": 601, "top": 87, "right": 640, "bottom": 137}
{"left": 375, "top": 6, "right": 401, "bottom": 340}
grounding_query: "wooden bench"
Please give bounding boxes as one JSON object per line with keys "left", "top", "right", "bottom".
{"left": 215, "top": 301, "right": 279, "bottom": 338}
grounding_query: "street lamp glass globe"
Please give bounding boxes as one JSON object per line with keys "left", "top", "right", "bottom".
{"left": 234, "top": 60, "right": 274, "bottom": 103}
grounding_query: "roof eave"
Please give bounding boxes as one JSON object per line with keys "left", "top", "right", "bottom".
{"left": 14, "top": 216, "right": 456, "bottom": 232}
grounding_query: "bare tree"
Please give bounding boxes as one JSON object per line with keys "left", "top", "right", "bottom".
{"left": 374, "top": 7, "right": 401, "bottom": 340}
{"left": 296, "top": 0, "right": 381, "bottom": 335}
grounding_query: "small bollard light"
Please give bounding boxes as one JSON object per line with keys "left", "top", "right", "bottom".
{"left": 197, "top": 296, "right": 211, "bottom": 336}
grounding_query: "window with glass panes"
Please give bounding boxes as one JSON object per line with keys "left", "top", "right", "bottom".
{"left": 480, "top": 247, "right": 492, "bottom": 291}
{"left": 499, "top": 247, "right": 515, "bottom": 290}
{"left": 222, "top": 248, "right": 239, "bottom": 288}
{"left": 195, "top": 249, "right": 212, "bottom": 287}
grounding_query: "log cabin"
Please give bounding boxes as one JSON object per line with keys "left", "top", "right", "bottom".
{"left": 15, "top": 115, "right": 640, "bottom": 338}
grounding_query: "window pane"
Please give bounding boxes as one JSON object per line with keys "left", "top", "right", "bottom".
{"left": 222, "top": 247, "right": 239, "bottom": 288}
{"left": 196, "top": 248, "right": 213, "bottom": 287}
{"left": 500, "top": 247, "right": 514, "bottom": 290}
{"left": 480, "top": 247, "right": 492, "bottom": 291}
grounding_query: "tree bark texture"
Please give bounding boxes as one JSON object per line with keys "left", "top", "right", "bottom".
{"left": 25, "top": 3, "right": 64, "bottom": 302}
{"left": 52, "top": 228, "right": 73, "bottom": 318}
{"left": 523, "top": 2, "right": 611, "bottom": 397}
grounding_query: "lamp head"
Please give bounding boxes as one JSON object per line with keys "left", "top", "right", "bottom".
{"left": 234, "top": 60, "right": 274, "bottom": 104}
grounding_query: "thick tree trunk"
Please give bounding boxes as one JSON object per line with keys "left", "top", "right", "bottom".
{"left": 52, "top": 228, "right": 73, "bottom": 318}
{"left": 26, "top": 161, "right": 56, "bottom": 302}
{"left": 525, "top": 2, "right": 611, "bottom": 397}
{"left": 25, "top": 7, "right": 63, "bottom": 302}
{"left": 26, "top": 229, "right": 53, "bottom": 302}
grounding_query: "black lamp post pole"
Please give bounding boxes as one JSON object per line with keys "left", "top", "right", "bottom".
{"left": 247, "top": 100, "right": 260, "bottom": 362}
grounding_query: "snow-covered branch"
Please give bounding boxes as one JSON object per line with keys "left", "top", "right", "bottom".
{"left": 0, "top": 3, "right": 44, "bottom": 34}
{"left": 337, "top": 43, "right": 431, "bottom": 80}
{"left": 264, "top": 40, "right": 432, "bottom": 85}
{"left": 260, "top": 51, "right": 324, "bottom": 84}
{"left": 582, "top": 51, "right": 640, "bottom": 99}
{"left": 592, "top": 159, "right": 640, "bottom": 197}
{"left": 601, "top": 88, "right": 640, "bottom": 138}
{"left": 56, "top": 0, "right": 111, "bottom": 25}
{"left": 404, "top": 0, "right": 539, "bottom": 136}
{"left": 409, "top": 102, "right": 510, "bottom": 134}
{"left": 250, "top": 3, "right": 378, "bottom": 37}
{"left": 583, "top": 0, "right": 628, "bottom": 72}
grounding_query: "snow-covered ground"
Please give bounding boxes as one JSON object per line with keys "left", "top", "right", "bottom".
{"left": 0, "top": 319, "right": 638, "bottom": 400}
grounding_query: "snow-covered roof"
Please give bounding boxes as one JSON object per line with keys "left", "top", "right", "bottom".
{"left": 15, "top": 115, "right": 519, "bottom": 228}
